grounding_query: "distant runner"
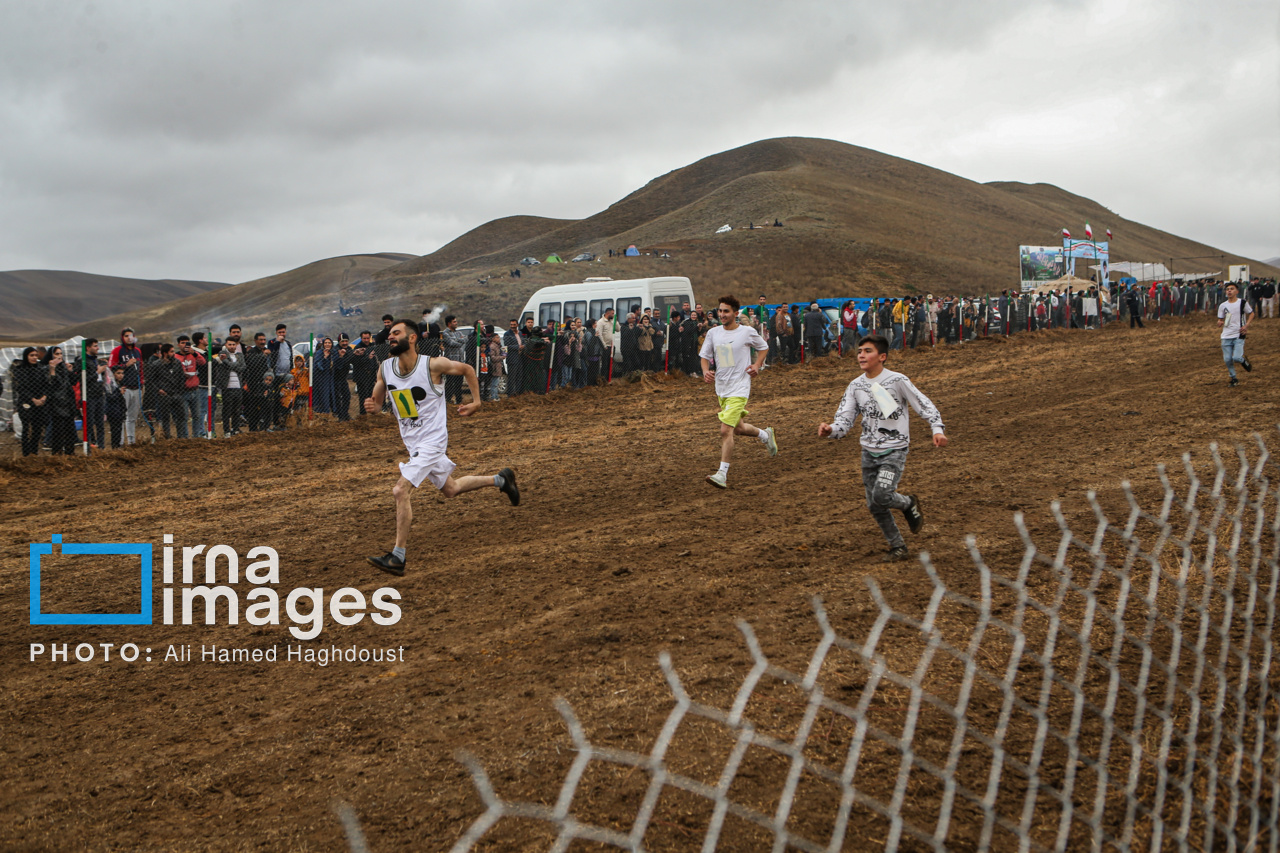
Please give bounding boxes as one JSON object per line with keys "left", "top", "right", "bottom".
{"left": 363, "top": 319, "right": 520, "bottom": 576}
{"left": 1217, "top": 282, "right": 1254, "bottom": 387}
{"left": 819, "top": 334, "right": 947, "bottom": 562}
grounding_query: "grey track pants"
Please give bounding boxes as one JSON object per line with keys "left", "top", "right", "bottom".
{"left": 862, "top": 448, "right": 912, "bottom": 550}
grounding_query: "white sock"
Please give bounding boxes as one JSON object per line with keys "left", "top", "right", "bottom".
{"left": 718, "top": 462, "right": 730, "bottom": 476}
{"left": 493, "top": 474, "right": 505, "bottom": 489}
{"left": 392, "top": 546, "right": 406, "bottom": 561}
{"left": 758, "top": 429, "right": 771, "bottom": 444}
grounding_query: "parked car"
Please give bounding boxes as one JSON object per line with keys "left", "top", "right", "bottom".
{"left": 520, "top": 257, "right": 541, "bottom": 266}
{"left": 570, "top": 253, "right": 595, "bottom": 262}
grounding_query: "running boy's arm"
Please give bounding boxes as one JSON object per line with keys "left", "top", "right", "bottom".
{"left": 363, "top": 371, "right": 387, "bottom": 413}
{"left": 819, "top": 381, "right": 860, "bottom": 438}
{"left": 433, "top": 357, "right": 482, "bottom": 415}
{"left": 900, "top": 377, "right": 948, "bottom": 447}
{"left": 745, "top": 328, "right": 768, "bottom": 376}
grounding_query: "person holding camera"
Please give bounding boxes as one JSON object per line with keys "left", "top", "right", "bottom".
{"left": 333, "top": 334, "right": 354, "bottom": 420}
{"left": 42, "top": 346, "right": 78, "bottom": 454}
{"left": 1217, "top": 282, "right": 1254, "bottom": 387}
{"left": 214, "top": 337, "right": 246, "bottom": 436}
{"left": 105, "top": 365, "right": 127, "bottom": 448}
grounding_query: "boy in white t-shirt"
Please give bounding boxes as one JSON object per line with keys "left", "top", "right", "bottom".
{"left": 698, "top": 295, "right": 778, "bottom": 488}
{"left": 1217, "top": 282, "right": 1254, "bottom": 387}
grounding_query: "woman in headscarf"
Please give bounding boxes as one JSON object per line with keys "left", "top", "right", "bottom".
{"left": 312, "top": 337, "right": 336, "bottom": 415}
{"left": 13, "top": 347, "right": 50, "bottom": 456}
{"left": 484, "top": 326, "right": 504, "bottom": 401}
{"left": 42, "top": 346, "right": 78, "bottom": 454}
{"left": 636, "top": 314, "right": 656, "bottom": 371}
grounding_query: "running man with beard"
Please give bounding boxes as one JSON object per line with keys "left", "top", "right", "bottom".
{"left": 819, "top": 334, "right": 947, "bottom": 562}
{"left": 364, "top": 320, "right": 520, "bottom": 576}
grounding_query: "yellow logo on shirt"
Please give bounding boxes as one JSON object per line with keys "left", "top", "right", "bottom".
{"left": 390, "top": 388, "right": 418, "bottom": 419}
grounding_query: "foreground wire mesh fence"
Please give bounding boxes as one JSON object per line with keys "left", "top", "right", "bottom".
{"left": 335, "top": 434, "right": 1279, "bottom": 851}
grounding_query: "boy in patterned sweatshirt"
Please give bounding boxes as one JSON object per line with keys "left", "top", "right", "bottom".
{"left": 819, "top": 334, "right": 948, "bottom": 561}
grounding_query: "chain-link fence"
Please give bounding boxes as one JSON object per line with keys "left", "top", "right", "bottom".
{"left": 334, "top": 433, "right": 1278, "bottom": 851}
{"left": 0, "top": 280, "right": 1257, "bottom": 456}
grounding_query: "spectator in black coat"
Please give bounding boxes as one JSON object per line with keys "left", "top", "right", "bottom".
{"left": 13, "top": 347, "right": 50, "bottom": 456}
{"left": 42, "top": 346, "right": 78, "bottom": 454}
{"left": 350, "top": 331, "right": 380, "bottom": 412}
{"left": 147, "top": 344, "right": 186, "bottom": 438}
{"left": 242, "top": 342, "right": 273, "bottom": 432}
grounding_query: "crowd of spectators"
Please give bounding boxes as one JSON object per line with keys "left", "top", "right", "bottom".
{"left": 5, "top": 277, "right": 1275, "bottom": 456}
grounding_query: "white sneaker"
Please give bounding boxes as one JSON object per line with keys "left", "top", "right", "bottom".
{"left": 706, "top": 471, "right": 728, "bottom": 489}
{"left": 762, "top": 426, "right": 778, "bottom": 457}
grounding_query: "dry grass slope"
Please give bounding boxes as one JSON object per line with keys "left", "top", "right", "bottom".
{"left": 0, "top": 271, "right": 229, "bottom": 339}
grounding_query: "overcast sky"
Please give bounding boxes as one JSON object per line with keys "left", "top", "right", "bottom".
{"left": 1, "top": 0, "right": 1276, "bottom": 284}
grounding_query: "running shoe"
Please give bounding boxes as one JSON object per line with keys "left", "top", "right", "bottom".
{"left": 762, "top": 426, "right": 778, "bottom": 457}
{"left": 367, "top": 552, "right": 405, "bottom": 576}
{"left": 883, "top": 546, "right": 910, "bottom": 562}
{"left": 903, "top": 495, "right": 924, "bottom": 535}
{"left": 1241, "top": 356, "right": 1253, "bottom": 372}
{"left": 498, "top": 467, "right": 520, "bottom": 506}
{"left": 706, "top": 471, "right": 728, "bottom": 489}
{"left": 1230, "top": 377, "right": 1239, "bottom": 387}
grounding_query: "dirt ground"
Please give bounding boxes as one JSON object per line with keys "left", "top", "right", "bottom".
{"left": 1, "top": 314, "right": 1276, "bottom": 852}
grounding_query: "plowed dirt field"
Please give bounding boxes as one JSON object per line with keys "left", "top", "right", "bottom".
{"left": 2, "top": 315, "right": 1276, "bottom": 851}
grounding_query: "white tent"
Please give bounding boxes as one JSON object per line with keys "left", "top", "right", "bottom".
{"left": 2, "top": 335, "right": 117, "bottom": 434}
{"left": 715, "top": 224, "right": 732, "bottom": 234}
{"left": 1093, "top": 262, "right": 1170, "bottom": 281}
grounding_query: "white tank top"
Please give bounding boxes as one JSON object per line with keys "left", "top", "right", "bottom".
{"left": 381, "top": 354, "right": 447, "bottom": 451}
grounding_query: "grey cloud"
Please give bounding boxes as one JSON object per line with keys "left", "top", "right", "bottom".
{"left": 0, "top": 0, "right": 1274, "bottom": 283}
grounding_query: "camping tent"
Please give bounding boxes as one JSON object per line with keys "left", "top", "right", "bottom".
{"left": 545, "top": 254, "right": 562, "bottom": 263}
{"left": 624, "top": 245, "right": 640, "bottom": 257}
{"left": 715, "top": 224, "right": 732, "bottom": 234}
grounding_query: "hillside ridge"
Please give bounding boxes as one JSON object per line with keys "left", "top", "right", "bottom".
{"left": 42, "top": 137, "right": 1279, "bottom": 342}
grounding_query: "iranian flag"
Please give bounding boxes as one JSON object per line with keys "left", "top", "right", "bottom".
{"left": 1062, "top": 228, "right": 1071, "bottom": 239}
{"left": 1085, "top": 222, "right": 1093, "bottom": 239}
{"left": 1106, "top": 228, "right": 1112, "bottom": 240}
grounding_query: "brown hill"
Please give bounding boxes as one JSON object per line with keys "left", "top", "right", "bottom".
{"left": 50, "top": 138, "right": 1280, "bottom": 342}
{"left": 393, "top": 216, "right": 571, "bottom": 276}
{"left": 0, "top": 271, "right": 229, "bottom": 339}
{"left": 351, "top": 138, "right": 1277, "bottom": 325}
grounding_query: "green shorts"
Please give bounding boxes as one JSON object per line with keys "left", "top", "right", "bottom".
{"left": 717, "top": 396, "right": 749, "bottom": 427}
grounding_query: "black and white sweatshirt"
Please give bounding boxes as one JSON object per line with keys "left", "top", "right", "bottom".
{"left": 829, "top": 369, "right": 945, "bottom": 452}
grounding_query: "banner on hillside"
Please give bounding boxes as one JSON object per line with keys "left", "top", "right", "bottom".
{"left": 1020, "top": 245, "right": 1065, "bottom": 291}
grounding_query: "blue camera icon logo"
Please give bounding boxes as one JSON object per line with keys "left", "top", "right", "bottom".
{"left": 30, "top": 535, "right": 153, "bottom": 625}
